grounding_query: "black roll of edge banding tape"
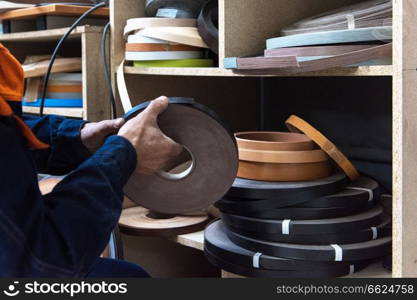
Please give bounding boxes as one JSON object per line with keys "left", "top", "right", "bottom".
{"left": 123, "top": 97, "right": 194, "bottom": 121}
{"left": 122, "top": 97, "right": 236, "bottom": 144}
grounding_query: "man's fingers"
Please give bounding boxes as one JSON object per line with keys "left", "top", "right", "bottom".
{"left": 98, "top": 119, "right": 125, "bottom": 135}
{"left": 113, "top": 118, "right": 125, "bottom": 128}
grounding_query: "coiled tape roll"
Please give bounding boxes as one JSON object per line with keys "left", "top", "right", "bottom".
{"left": 122, "top": 98, "right": 238, "bottom": 214}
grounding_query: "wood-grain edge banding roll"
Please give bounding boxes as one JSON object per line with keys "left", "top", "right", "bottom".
{"left": 235, "top": 132, "right": 315, "bottom": 151}
{"left": 285, "top": 115, "right": 359, "bottom": 181}
{"left": 126, "top": 43, "right": 200, "bottom": 52}
{"left": 235, "top": 131, "right": 332, "bottom": 182}
{"left": 118, "top": 206, "right": 209, "bottom": 237}
{"left": 226, "top": 43, "right": 392, "bottom": 74}
{"left": 237, "top": 160, "right": 332, "bottom": 182}
{"left": 239, "top": 148, "right": 328, "bottom": 163}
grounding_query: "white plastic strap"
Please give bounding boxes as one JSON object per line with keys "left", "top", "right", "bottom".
{"left": 253, "top": 253, "right": 262, "bottom": 269}
{"left": 349, "top": 265, "right": 355, "bottom": 275}
{"left": 156, "top": 8, "right": 178, "bottom": 18}
{"left": 347, "top": 187, "right": 373, "bottom": 202}
{"left": 282, "top": 220, "right": 291, "bottom": 235}
{"left": 346, "top": 13, "right": 356, "bottom": 30}
{"left": 371, "top": 227, "right": 378, "bottom": 240}
{"left": 331, "top": 244, "right": 343, "bottom": 262}
{"left": 117, "top": 60, "right": 133, "bottom": 113}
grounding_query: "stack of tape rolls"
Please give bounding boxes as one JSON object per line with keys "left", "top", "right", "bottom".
{"left": 124, "top": 18, "right": 213, "bottom": 67}
{"left": 23, "top": 73, "right": 82, "bottom": 108}
{"left": 224, "top": 0, "right": 392, "bottom": 74}
{"left": 205, "top": 115, "right": 392, "bottom": 278}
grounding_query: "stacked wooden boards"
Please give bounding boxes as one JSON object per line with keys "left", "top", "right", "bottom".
{"left": 224, "top": 0, "right": 392, "bottom": 74}
{"left": 124, "top": 17, "right": 213, "bottom": 67}
{"left": 205, "top": 116, "right": 392, "bottom": 278}
{"left": 23, "top": 73, "right": 82, "bottom": 108}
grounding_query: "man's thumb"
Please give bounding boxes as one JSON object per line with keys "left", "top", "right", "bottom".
{"left": 144, "top": 96, "right": 169, "bottom": 117}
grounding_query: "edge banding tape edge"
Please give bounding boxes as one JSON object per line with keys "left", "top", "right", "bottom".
{"left": 331, "top": 244, "right": 343, "bottom": 262}
{"left": 347, "top": 186, "right": 374, "bottom": 201}
{"left": 117, "top": 60, "right": 133, "bottom": 113}
{"left": 285, "top": 115, "right": 360, "bottom": 181}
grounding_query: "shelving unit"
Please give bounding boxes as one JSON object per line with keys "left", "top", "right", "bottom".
{"left": 110, "top": 0, "right": 417, "bottom": 278}
{"left": 0, "top": 25, "right": 111, "bottom": 121}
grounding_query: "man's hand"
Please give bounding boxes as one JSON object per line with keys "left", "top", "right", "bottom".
{"left": 118, "top": 96, "right": 183, "bottom": 174}
{"left": 81, "top": 118, "right": 125, "bottom": 153}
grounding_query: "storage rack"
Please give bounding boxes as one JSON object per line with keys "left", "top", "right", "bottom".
{"left": 0, "top": 25, "right": 111, "bottom": 121}
{"left": 110, "top": 0, "right": 416, "bottom": 278}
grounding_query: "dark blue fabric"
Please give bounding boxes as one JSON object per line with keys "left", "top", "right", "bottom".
{"left": 0, "top": 113, "right": 138, "bottom": 277}
{"left": 87, "top": 258, "right": 150, "bottom": 278}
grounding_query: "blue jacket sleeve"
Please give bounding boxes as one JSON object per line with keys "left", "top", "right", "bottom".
{"left": 23, "top": 115, "right": 92, "bottom": 175}
{"left": 0, "top": 117, "right": 137, "bottom": 277}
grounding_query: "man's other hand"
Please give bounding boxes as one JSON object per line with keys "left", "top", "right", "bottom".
{"left": 81, "top": 118, "right": 125, "bottom": 153}
{"left": 118, "top": 96, "right": 183, "bottom": 174}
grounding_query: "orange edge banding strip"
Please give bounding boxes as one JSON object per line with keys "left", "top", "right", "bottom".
{"left": 47, "top": 85, "right": 82, "bottom": 93}
{"left": 285, "top": 115, "right": 359, "bottom": 181}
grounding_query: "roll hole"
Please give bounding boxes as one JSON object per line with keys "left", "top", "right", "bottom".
{"left": 146, "top": 211, "right": 175, "bottom": 220}
{"left": 157, "top": 146, "right": 194, "bottom": 181}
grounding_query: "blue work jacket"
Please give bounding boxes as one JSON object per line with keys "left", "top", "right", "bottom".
{"left": 0, "top": 43, "right": 137, "bottom": 277}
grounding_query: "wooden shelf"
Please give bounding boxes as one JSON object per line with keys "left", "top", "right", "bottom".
{"left": 172, "top": 231, "right": 205, "bottom": 251}
{"left": 0, "top": 4, "right": 109, "bottom": 21}
{"left": 0, "top": 25, "right": 103, "bottom": 42}
{"left": 124, "top": 65, "right": 392, "bottom": 77}
{"left": 23, "top": 106, "right": 83, "bottom": 118}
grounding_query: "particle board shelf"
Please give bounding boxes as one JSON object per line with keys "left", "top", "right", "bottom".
{"left": 23, "top": 106, "right": 83, "bottom": 118}
{"left": 172, "top": 230, "right": 205, "bottom": 251}
{"left": 0, "top": 25, "right": 103, "bottom": 42}
{"left": 124, "top": 65, "right": 393, "bottom": 77}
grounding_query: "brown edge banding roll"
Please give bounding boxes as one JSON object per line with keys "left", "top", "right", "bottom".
{"left": 239, "top": 148, "right": 329, "bottom": 164}
{"left": 235, "top": 132, "right": 316, "bottom": 151}
{"left": 285, "top": 115, "right": 359, "bottom": 181}
{"left": 118, "top": 207, "right": 209, "bottom": 237}
{"left": 237, "top": 160, "right": 333, "bottom": 182}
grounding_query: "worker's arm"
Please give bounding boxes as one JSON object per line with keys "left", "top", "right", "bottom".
{"left": 23, "top": 115, "right": 124, "bottom": 175}
{"left": 0, "top": 97, "right": 182, "bottom": 277}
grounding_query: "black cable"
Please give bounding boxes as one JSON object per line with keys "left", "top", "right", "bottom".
{"left": 101, "top": 22, "right": 117, "bottom": 119}
{"left": 39, "top": 2, "right": 107, "bottom": 117}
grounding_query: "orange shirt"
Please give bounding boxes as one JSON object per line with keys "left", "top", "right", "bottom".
{"left": 0, "top": 43, "right": 48, "bottom": 149}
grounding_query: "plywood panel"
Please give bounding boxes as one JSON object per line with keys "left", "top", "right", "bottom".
{"left": 392, "top": 0, "right": 417, "bottom": 277}
{"left": 123, "top": 75, "right": 259, "bottom": 131}
{"left": 82, "top": 32, "right": 111, "bottom": 121}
